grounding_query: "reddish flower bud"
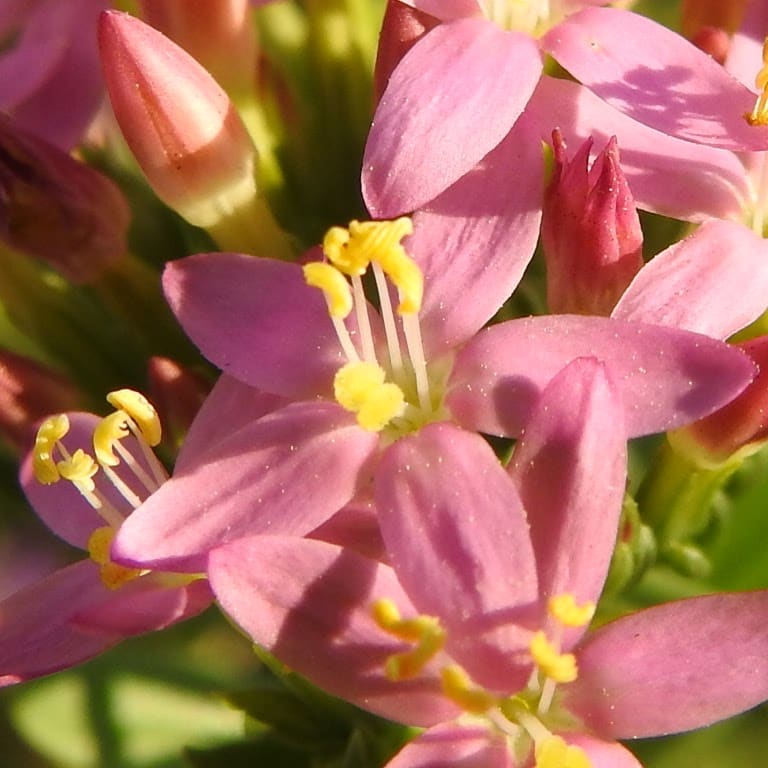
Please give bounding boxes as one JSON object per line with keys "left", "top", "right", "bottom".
{"left": 690, "top": 25, "right": 731, "bottom": 65}
{"left": 673, "top": 336, "right": 768, "bottom": 464}
{"left": 542, "top": 130, "right": 644, "bottom": 316}
{"left": 681, "top": 0, "right": 747, "bottom": 39}
{"left": 0, "top": 115, "right": 129, "bottom": 282}
{"left": 98, "top": 10, "right": 258, "bottom": 229}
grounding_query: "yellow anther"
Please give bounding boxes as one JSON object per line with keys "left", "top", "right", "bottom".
{"left": 87, "top": 526, "right": 141, "bottom": 590}
{"left": 106, "top": 389, "right": 161, "bottom": 447}
{"left": 93, "top": 410, "right": 132, "bottom": 467}
{"left": 548, "top": 594, "right": 595, "bottom": 628}
{"left": 334, "top": 362, "right": 405, "bottom": 432}
{"left": 530, "top": 631, "right": 578, "bottom": 684}
{"left": 377, "top": 247, "right": 423, "bottom": 315}
{"left": 746, "top": 37, "right": 768, "bottom": 126}
{"left": 441, "top": 664, "right": 498, "bottom": 714}
{"left": 372, "top": 599, "right": 446, "bottom": 680}
{"left": 303, "top": 261, "right": 353, "bottom": 318}
{"left": 535, "top": 735, "right": 591, "bottom": 768}
{"left": 56, "top": 449, "right": 99, "bottom": 493}
{"left": 32, "top": 414, "right": 70, "bottom": 484}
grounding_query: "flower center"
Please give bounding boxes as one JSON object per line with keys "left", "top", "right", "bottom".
{"left": 478, "top": 0, "right": 555, "bottom": 34}
{"left": 304, "top": 218, "right": 447, "bottom": 436}
{"left": 32, "top": 389, "right": 168, "bottom": 589}
{"left": 371, "top": 593, "right": 596, "bottom": 766}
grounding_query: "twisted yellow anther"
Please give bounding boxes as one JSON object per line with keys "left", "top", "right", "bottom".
{"left": 441, "top": 664, "right": 498, "bottom": 713}
{"left": 535, "top": 735, "right": 591, "bottom": 768}
{"left": 530, "top": 631, "right": 578, "bottom": 684}
{"left": 87, "top": 526, "right": 141, "bottom": 590}
{"left": 303, "top": 262, "right": 353, "bottom": 318}
{"left": 548, "top": 595, "right": 595, "bottom": 628}
{"left": 32, "top": 414, "right": 71, "bottom": 484}
{"left": 334, "top": 362, "right": 405, "bottom": 431}
{"left": 106, "top": 389, "right": 161, "bottom": 447}
{"left": 57, "top": 448, "right": 99, "bottom": 493}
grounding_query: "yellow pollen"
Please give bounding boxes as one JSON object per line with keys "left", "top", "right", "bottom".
{"left": 323, "top": 217, "right": 413, "bottom": 277}
{"left": 334, "top": 361, "right": 405, "bottom": 431}
{"left": 86, "top": 526, "right": 141, "bottom": 590}
{"left": 548, "top": 594, "right": 595, "bottom": 628}
{"left": 530, "top": 631, "right": 578, "bottom": 684}
{"left": 303, "top": 262, "right": 353, "bottom": 318}
{"left": 440, "top": 664, "right": 498, "bottom": 714}
{"left": 376, "top": 246, "right": 423, "bottom": 315}
{"left": 535, "top": 735, "right": 591, "bottom": 768}
{"left": 372, "top": 599, "right": 446, "bottom": 680}
{"left": 746, "top": 37, "right": 768, "bottom": 126}
{"left": 93, "top": 410, "right": 133, "bottom": 467}
{"left": 56, "top": 449, "right": 99, "bottom": 493}
{"left": 106, "top": 389, "right": 161, "bottom": 447}
{"left": 32, "top": 414, "right": 70, "bottom": 484}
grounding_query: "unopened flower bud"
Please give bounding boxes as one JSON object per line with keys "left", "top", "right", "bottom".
{"left": 0, "top": 115, "right": 129, "bottom": 282}
{"left": 681, "top": 0, "right": 747, "bottom": 40}
{"left": 542, "top": 130, "right": 643, "bottom": 316}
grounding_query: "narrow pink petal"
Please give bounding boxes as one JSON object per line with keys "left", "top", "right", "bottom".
{"left": 387, "top": 723, "right": 511, "bottom": 768}
{"left": 209, "top": 536, "right": 459, "bottom": 727}
{"left": 508, "top": 358, "right": 626, "bottom": 641}
{"left": 363, "top": 19, "right": 542, "bottom": 216}
{"left": 527, "top": 76, "right": 749, "bottom": 222}
{"left": 543, "top": 7, "right": 768, "bottom": 150}
{"left": 112, "top": 401, "right": 378, "bottom": 571}
{"left": 567, "top": 591, "right": 768, "bottom": 739}
{"left": 409, "top": 112, "right": 543, "bottom": 355}
{"left": 375, "top": 422, "right": 538, "bottom": 691}
{"left": 0, "top": 560, "right": 121, "bottom": 685}
{"left": 447, "top": 315, "right": 756, "bottom": 438}
{"left": 163, "top": 253, "right": 343, "bottom": 399}
{"left": 612, "top": 219, "right": 768, "bottom": 339}
{"left": 308, "top": 496, "right": 386, "bottom": 562}
{"left": 566, "top": 735, "right": 643, "bottom": 768}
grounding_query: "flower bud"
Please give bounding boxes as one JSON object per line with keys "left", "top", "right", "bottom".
{"left": 0, "top": 115, "right": 129, "bottom": 282}
{"left": 542, "top": 130, "right": 643, "bottom": 316}
{"left": 681, "top": 0, "right": 747, "bottom": 40}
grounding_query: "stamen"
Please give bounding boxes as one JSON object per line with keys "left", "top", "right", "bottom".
{"left": 56, "top": 449, "right": 98, "bottom": 494}
{"left": 746, "top": 37, "right": 768, "bottom": 126}
{"left": 32, "top": 414, "right": 70, "bottom": 484}
{"left": 401, "top": 312, "right": 432, "bottom": 413}
{"left": 334, "top": 362, "right": 405, "bottom": 432}
{"left": 534, "top": 735, "right": 591, "bottom": 768}
{"left": 87, "top": 526, "right": 142, "bottom": 590}
{"left": 548, "top": 595, "right": 595, "bottom": 628}
{"left": 529, "top": 631, "right": 578, "bottom": 684}
{"left": 93, "top": 410, "right": 134, "bottom": 467}
{"left": 441, "top": 664, "right": 498, "bottom": 713}
{"left": 350, "top": 274, "right": 377, "bottom": 362}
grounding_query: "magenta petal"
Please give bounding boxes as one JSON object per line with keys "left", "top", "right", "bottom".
{"left": 363, "top": 18, "right": 542, "bottom": 215}
{"left": 163, "top": 253, "right": 343, "bottom": 399}
{"left": 527, "top": 76, "right": 749, "bottom": 222}
{"left": 398, "top": 1, "right": 482, "bottom": 21}
{"left": 544, "top": 7, "right": 768, "bottom": 150}
{"left": 509, "top": 358, "right": 626, "bottom": 634}
{"left": 387, "top": 723, "right": 510, "bottom": 768}
{"left": 567, "top": 591, "right": 768, "bottom": 739}
{"left": 447, "top": 315, "right": 756, "bottom": 438}
{"left": 612, "top": 219, "right": 768, "bottom": 340}
{"left": 0, "top": 560, "right": 120, "bottom": 685}
{"left": 409, "top": 112, "right": 543, "bottom": 355}
{"left": 112, "top": 401, "right": 378, "bottom": 571}
{"left": 209, "top": 536, "right": 458, "bottom": 727}
{"left": 375, "top": 422, "right": 537, "bottom": 690}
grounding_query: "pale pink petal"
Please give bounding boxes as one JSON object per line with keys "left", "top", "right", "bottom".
{"left": 387, "top": 723, "right": 511, "bottom": 768}
{"left": 725, "top": 1, "right": 768, "bottom": 85}
{"left": 112, "top": 401, "right": 378, "bottom": 571}
{"left": 363, "top": 18, "right": 542, "bottom": 216}
{"left": 163, "top": 253, "right": 344, "bottom": 399}
{"left": 309, "top": 496, "right": 386, "bottom": 562}
{"left": 612, "top": 219, "right": 768, "bottom": 339}
{"left": 447, "top": 316, "right": 756, "bottom": 438}
{"left": 567, "top": 591, "right": 768, "bottom": 739}
{"left": 543, "top": 7, "right": 768, "bottom": 150}
{"left": 566, "top": 734, "right": 643, "bottom": 768}
{"left": 508, "top": 358, "right": 626, "bottom": 644}
{"left": 527, "top": 76, "right": 749, "bottom": 222}
{"left": 409, "top": 112, "right": 543, "bottom": 355}
{"left": 375, "top": 422, "right": 538, "bottom": 691}
{"left": 209, "top": 536, "right": 458, "bottom": 727}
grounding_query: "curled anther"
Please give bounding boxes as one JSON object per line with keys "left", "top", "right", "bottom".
{"left": 32, "top": 413, "right": 71, "bottom": 484}
{"left": 106, "top": 389, "right": 161, "bottom": 446}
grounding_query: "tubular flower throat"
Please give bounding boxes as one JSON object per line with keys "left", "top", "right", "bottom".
{"left": 478, "top": 0, "right": 557, "bottom": 35}
{"left": 303, "top": 218, "right": 448, "bottom": 436}
{"left": 372, "top": 593, "right": 596, "bottom": 768}
{"left": 32, "top": 389, "right": 169, "bottom": 589}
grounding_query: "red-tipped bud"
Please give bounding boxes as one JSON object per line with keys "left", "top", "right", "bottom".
{"left": 139, "top": 0, "right": 257, "bottom": 95}
{"left": 374, "top": 1, "right": 439, "bottom": 103}
{"left": 690, "top": 25, "right": 731, "bottom": 65}
{"left": 98, "top": 10, "right": 258, "bottom": 228}
{"left": 147, "top": 356, "right": 210, "bottom": 450}
{"left": 0, "top": 350, "right": 81, "bottom": 452}
{"left": 542, "top": 130, "right": 644, "bottom": 316}
{"left": 0, "top": 115, "right": 129, "bottom": 282}
{"left": 681, "top": 0, "right": 747, "bottom": 40}
{"left": 673, "top": 336, "right": 768, "bottom": 464}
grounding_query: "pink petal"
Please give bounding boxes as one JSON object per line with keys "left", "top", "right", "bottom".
{"left": 612, "top": 219, "right": 768, "bottom": 339}
{"left": 527, "top": 76, "right": 749, "bottom": 222}
{"left": 725, "top": 1, "right": 768, "bottom": 86}
{"left": 375, "top": 422, "right": 538, "bottom": 691}
{"left": 387, "top": 723, "right": 511, "bottom": 768}
{"left": 112, "top": 401, "right": 378, "bottom": 571}
{"left": 566, "top": 735, "right": 643, "bottom": 768}
{"left": 409, "top": 112, "right": 543, "bottom": 355}
{"left": 396, "top": 1, "right": 482, "bottom": 21}
{"left": 543, "top": 7, "right": 768, "bottom": 150}
{"left": 209, "top": 536, "right": 459, "bottom": 727}
{"left": 508, "top": 358, "right": 626, "bottom": 642}
{"left": 447, "top": 315, "right": 756, "bottom": 438}
{"left": 567, "top": 591, "right": 768, "bottom": 739}
{"left": 362, "top": 18, "right": 542, "bottom": 215}
{"left": 308, "top": 495, "right": 386, "bottom": 562}
{"left": 163, "top": 253, "right": 344, "bottom": 399}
